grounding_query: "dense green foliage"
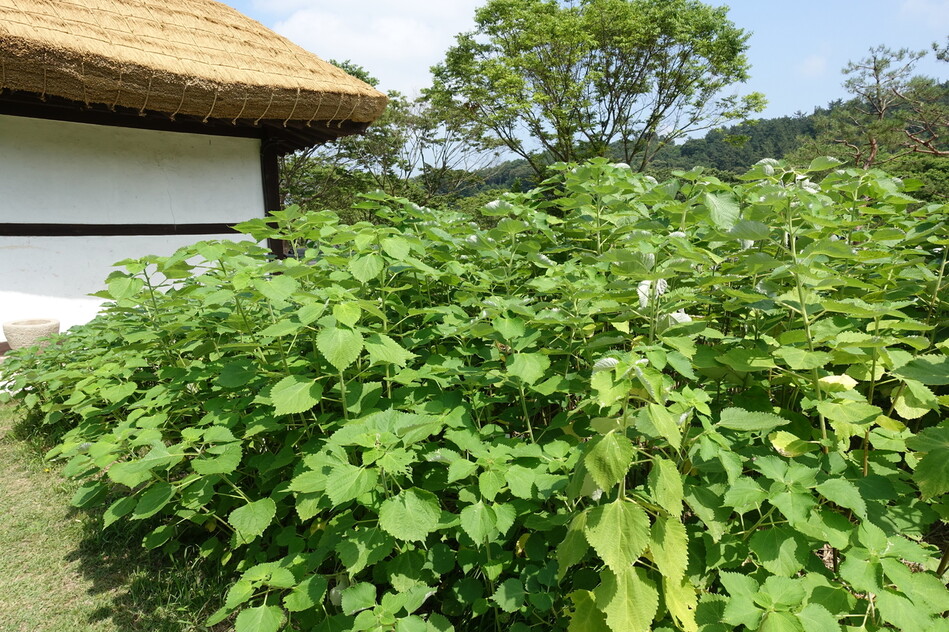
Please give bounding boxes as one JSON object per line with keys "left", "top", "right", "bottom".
{"left": 429, "top": 0, "right": 765, "bottom": 177}
{"left": 3, "top": 160, "right": 949, "bottom": 632}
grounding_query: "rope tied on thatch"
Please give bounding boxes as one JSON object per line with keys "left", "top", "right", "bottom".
{"left": 0, "top": 0, "right": 387, "bottom": 130}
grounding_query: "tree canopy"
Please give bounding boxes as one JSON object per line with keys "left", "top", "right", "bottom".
{"left": 429, "top": 0, "right": 765, "bottom": 177}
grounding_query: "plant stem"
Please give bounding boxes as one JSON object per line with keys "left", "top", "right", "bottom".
{"left": 927, "top": 244, "right": 948, "bottom": 345}
{"left": 787, "top": 204, "right": 828, "bottom": 450}
{"left": 937, "top": 547, "right": 949, "bottom": 577}
{"left": 518, "top": 384, "right": 535, "bottom": 442}
{"left": 338, "top": 371, "right": 350, "bottom": 421}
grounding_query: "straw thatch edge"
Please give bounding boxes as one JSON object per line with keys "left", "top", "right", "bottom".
{"left": 0, "top": 32, "right": 388, "bottom": 125}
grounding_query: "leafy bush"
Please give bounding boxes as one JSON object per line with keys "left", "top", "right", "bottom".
{"left": 3, "top": 158, "right": 948, "bottom": 632}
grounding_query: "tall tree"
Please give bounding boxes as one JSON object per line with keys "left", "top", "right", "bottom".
{"left": 791, "top": 46, "right": 948, "bottom": 169}
{"left": 280, "top": 61, "right": 501, "bottom": 217}
{"left": 428, "top": 0, "right": 765, "bottom": 177}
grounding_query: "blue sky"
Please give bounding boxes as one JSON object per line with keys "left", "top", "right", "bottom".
{"left": 223, "top": 0, "right": 948, "bottom": 121}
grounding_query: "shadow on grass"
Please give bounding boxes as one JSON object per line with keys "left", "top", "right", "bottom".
{"left": 65, "top": 507, "right": 237, "bottom": 632}
{"left": 6, "top": 411, "right": 236, "bottom": 632}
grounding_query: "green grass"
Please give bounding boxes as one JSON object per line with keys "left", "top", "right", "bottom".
{"left": 0, "top": 406, "right": 234, "bottom": 632}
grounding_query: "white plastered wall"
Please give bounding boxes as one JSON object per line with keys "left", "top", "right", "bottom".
{"left": 0, "top": 115, "right": 264, "bottom": 340}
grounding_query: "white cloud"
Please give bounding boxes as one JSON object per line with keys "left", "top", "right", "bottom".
{"left": 900, "top": 0, "right": 949, "bottom": 29}
{"left": 795, "top": 54, "right": 828, "bottom": 78}
{"left": 265, "top": 1, "right": 482, "bottom": 95}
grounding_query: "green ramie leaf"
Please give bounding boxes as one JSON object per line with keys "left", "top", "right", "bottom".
{"left": 270, "top": 375, "right": 323, "bottom": 416}
{"left": 717, "top": 407, "right": 788, "bottom": 432}
{"left": 228, "top": 498, "right": 276, "bottom": 544}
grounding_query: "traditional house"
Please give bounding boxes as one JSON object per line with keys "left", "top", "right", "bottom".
{"left": 0, "top": 0, "right": 387, "bottom": 349}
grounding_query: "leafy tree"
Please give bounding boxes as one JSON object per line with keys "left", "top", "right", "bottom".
{"left": 280, "top": 61, "right": 502, "bottom": 218}
{"left": 935, "top": 36, "right": 949, "bottom": 62}
{"left": 429, "top": 0, "right": 765, "bottom": 177}
{"left": 790, "top": 46, "right": 949, "bottom": 169}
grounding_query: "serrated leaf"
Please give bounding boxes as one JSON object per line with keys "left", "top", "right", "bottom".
{"left": 364, "top": 333, "right": 416, "bottom": 367}
{"left": 193, "top": 442, "right": 242, "bottom": 475}
{"left": 259, "top": 319, "right": 303, "bottom": 338}
{"left": 815, "top": 478, "right": 867, "bottom": 519}
{"left": 336, "top": 527, "right": 396, "bottom": 576}
{"left": 774, "top": 347, "right": 832, "bottom": 371}
{"left": 594, "top": 568, "right": 658, "bottom": 632}
{"left": 218, "top": 359, "right": 258, "bottom": 388}
{"left": 749, "top": 527, "right": 809, "bottom": 576}
{"left": 505, "top": 464, "right": 536, "bottom": 499}
{"left": 648, "top": 458, "right": 683, "bottom": 515}
{"left": 771, "top": 490, "right": 817, "bottom": 525}
{"left": 567, "top": 590, "right": 610, "bottom": 632}
{"left": 720, "top": 572, "right": 763, "bottom": 628}
{"left": 816, "top": 401, "right": 881, "bottom": 425}
{"left": 379, "top": 488, "right": 441, "bottom": 542}
{"left": 716, "top": 347, "right": 776, "bottom": 371}
{"left": 839, "top": 555, "right": 881, "bottom": 593}
{"left": 333, "top": 302, "right": 362, "bottom": 327}
{"left": 460, "top": 501, "right": 497, "bottom": 544}
{"left": 132, "top": 482, "right": 174, "bottom": 520}
{"left": 71, "top": 481, "right": 108, "bottom": 508}
{"left": 723, "top": 478, "right": 767, "bottom": 513}
{"left": 494, "top": 502, "right": 516, "bottom": 537}
{"left": 796, "top": 603, "right": 841, "bottom": 632}
{"left": 254, "top": 274, "right": 298, "bottom": 306}
{"left": 807, "top": 156, "right": 844, "bottom": 171}
{"left": 584, "top": 431, "right": 634, "bottom": 492}
{"left": 317, "top": 327, "right": 364, "bottom": 372}
{"left": 770, "top": 431, "right": 817, "bottom": 458}
{"left": 883, "top": 562, "right": 949, "bottom": 614}
{"left": 506, "top": 352, "right": 550, "bottom": 385}
{"left": 478, "top": 469, "right": 505, "bottom": 501}
{"left": 103, "top": 495, "right": 138, "bottom": 528}
{"left": 704, "top": 191, "right": 740, "bottom": 230}
{"left": 650, "top": 515, "right": 688, "bottom": 581}
{"left": 326, "top": 463, "right": 378, "bottom": 506}
{"left": 664, "top": 575, "right": 698, "bottom": 632}
{"left": 284, "top": 575, "right": 328, "bottom": 613}
{"left": 557, "top": 510, "right": 590, "bottom": 580}
{"left": 892, "top": 355, "right": 949, "bottom": 385}
{"left": 914, "top": 448, "right": 949, "bottom": 499}
{"left": 225, "top": 580, "right": 255, "bottom": 610}
{"left": 235, "top": 605, "right": 285, "bottom": 632}
{"left": 108, "top": 275, "right": 144, "bottom": 300}
{"left": 447, "top": 459, "right": 478, "bottom": 482}
{"left": 759, "top": 611, "right": 805, "bottom": 632}
{"left": 718, "top": 407, "right": 788, "bottom": 431}
{"left": 875, "top": 588, "right": 934, "bottom": 631}
{"left": 270, "top": 375, "right": 323, "bottom": 416}
{"left": 381, "top": 236, "right": 410, "bottom": 260}
{"left": 647, "top": 403, "right": 682, "bottom": 450}
{"left": 491, "top": 578, "right": 526, "bottom": 613}
{"left": 341, "top": 582, "right": 376, "bottom": 615}
{"left": 728, "top": 219, "right": 771, "bottom": 241}
{"left": 584, "top": 500, "right": 650, "bottom": 573}
{"left": 228, "top": 498, "right": 276, "bottom": 544}
{"left": 494, "top": 317, "right": 525, "bottom": 341}
{"left": 349, "top": 253, "right": 384, "bottom": 283}
{"left": 593, "top": 357, "right": 619, "bottom": 372}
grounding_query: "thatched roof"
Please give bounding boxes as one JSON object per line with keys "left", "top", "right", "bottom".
{"left": 0, "top": 0, "right": 387, "bottom": 141}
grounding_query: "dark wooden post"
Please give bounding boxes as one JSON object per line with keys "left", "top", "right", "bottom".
{"left": 260, "top": 137, "right": 287, "bottom": 258}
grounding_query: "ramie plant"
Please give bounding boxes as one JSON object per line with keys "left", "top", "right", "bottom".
{"left": 2, "top": 158, "right": 948, "bottom": 632}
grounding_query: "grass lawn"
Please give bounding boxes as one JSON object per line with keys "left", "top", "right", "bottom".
{"left": 0, "top": 406, "right": 233, "bottom": 632}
